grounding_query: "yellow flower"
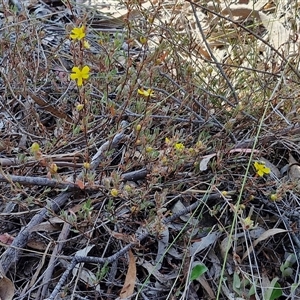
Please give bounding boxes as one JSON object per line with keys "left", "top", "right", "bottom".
{"left": 76, "top": 104, "right": 84, "bottom": 111}
{"left": 254, "top": 161, "right": 270, "bottom": 177}
{"left": 124, "top": 185, "right": 132, "bottom": 192}
{"left": 70, "top": 66, "right": 90, "bottom": 87}
{"left": 174, "top": 142, "right": 185, "bottom": 151}
{"left": 139, "top": 36, "right": 147, "bottom": 44}
{"left": 83, "top": 40, "right": 90, "bottom": 49}
{"left": 111, "top": 188, "right": 119, "bottom": 197}
{"left": 49, "top": 163, "right": 58, "bottom": 174}
{"left": 31, "top": 142, "right": 40, "bottom": 153}
{"left": 83, "top": 162, "right": 90, "bottom": 169}
{"left": 270, "top": 193, "right": 278, "bottom": 201}
{"left": 138, "top": 88, "right": 154, "bottom": 97}
{"left": 195, "top": 141, "right": 203, "bottom": 148}
{"left": 242, "top": 216, "right": 254, "bottom": 230}
{"left": 70, "top": 26, "right": 85, "bottom": 40}
{"left": 136, "top": 124, "right": 142, "bottom": 131}
{"left": 165, "top": 137, "right": 171, "bottom": 144}
{"left": 146, "top": 146, "right": 153, "bottom": 153}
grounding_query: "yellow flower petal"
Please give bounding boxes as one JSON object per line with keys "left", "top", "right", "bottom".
{"left": 144, "top": 89, "right": 154, "bottom": 97}
{"left": 77, "top": 77, "right": 83, "bottom": 86}
{"left": 81, "top": 66, "right": 90, "bottom": 79}
{"left": 70, "top": 73, "right": 78, "bottom": 80}
{"left": 263, "top": 166, "right": 270, "bottom": 174}
{"left": 242, "top": 216, "right": 254, "bottom": 229}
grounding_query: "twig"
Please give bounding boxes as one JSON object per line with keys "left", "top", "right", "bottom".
{"left": 0, "top": 174, "right": 80, "bottom": 191}
{"left": 0, "top": 167, "right": 149, "bottom": 190}
{"left": 190, "top": 3, "right": 239, "bottom": 105}
{"left": 121, "top": 168, "right": 148, "bottom": 182}
{"left": 39, "top": 221, "right": 71, "bottom": 299}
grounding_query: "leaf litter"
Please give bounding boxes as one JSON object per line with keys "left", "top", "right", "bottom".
{"left": 0, "top": 0, "right": 300, "bottom": 299}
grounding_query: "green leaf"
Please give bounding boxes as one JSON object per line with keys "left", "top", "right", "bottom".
{"left": 264, "top": 278, "right": 282, "bottom": 300}
{"left": 284, "top": 254, "right": 297, "bottom": 268}
{"left": 282, "top": 267, "right": 293, "bottom": 278}
{"left": 269, "top": 281, "right": 282, "bottom": 300}
{"left": 233, "top": 271, "right": 241, "bottom": 293}
{"left": 190, "top": 264, "right": 208, "bottom": 281}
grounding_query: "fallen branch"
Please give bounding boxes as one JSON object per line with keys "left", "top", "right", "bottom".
{"left": 0, "top": 174, "right": 80, "bottom": 191}
{"left": 0, "top": 167, "right": 149, "bottom": 191}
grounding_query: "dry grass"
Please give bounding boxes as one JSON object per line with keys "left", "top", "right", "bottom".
{"left": 0, "top": 0, "right": 300, "bottom": 299}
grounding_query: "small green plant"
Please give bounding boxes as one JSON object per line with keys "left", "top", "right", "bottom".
{"left": 280, "top": 253, "right": 296, "bottom": 278}
{"left": 263, "top": 277, "right": 282, "bottom": 300}
{"left": 79, "top": 198, "right": 93, "bottom": 220}
{"left": 96, "top": 262, "right": 110, "bottom": 281}
{"left": 232, "top": 271, "right": 255, "bottom": 298}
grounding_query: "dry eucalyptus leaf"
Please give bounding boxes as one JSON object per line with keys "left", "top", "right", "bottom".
{"left": 289, "top": 164, "right": 300, "bottom": 181}
{"left": 242, "top": 228, "right": 288, "bottom": 261}
{"left": 220, "top": 227, "right": 266, "bottom": 259}
{"left": 259, "top": 11, "right": 290, "bottom": 51}
{"left": 289, "top": 153, "right": 298, "bottom": 165}
{"left": 197, "top": 276, "right": 215, "bottom": 299}
{"left": 172, "top": 201, "right": 198, "bottom": 225}
{"left": 120, "top": 250, "right": 136, "bottom": 299}
{"left": 189, "top": 231, "right": 220, "bottom": 257}
{"left": 140, "top": 260, "right": 178, "bottom": 283}
{"left": 220, "top": 4, "right": 258, "bottom": 19}
{"left": 199, "top": 153, "right": 216, "bottom": 171}
{"left": 0, "top": 276, "right": 14, "bottom": 300}
{"left": 155, "top": 225, "right": 169, "bottom": 270}
{"left": 0, "top": 277, "right": 14, "bottom": 300}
